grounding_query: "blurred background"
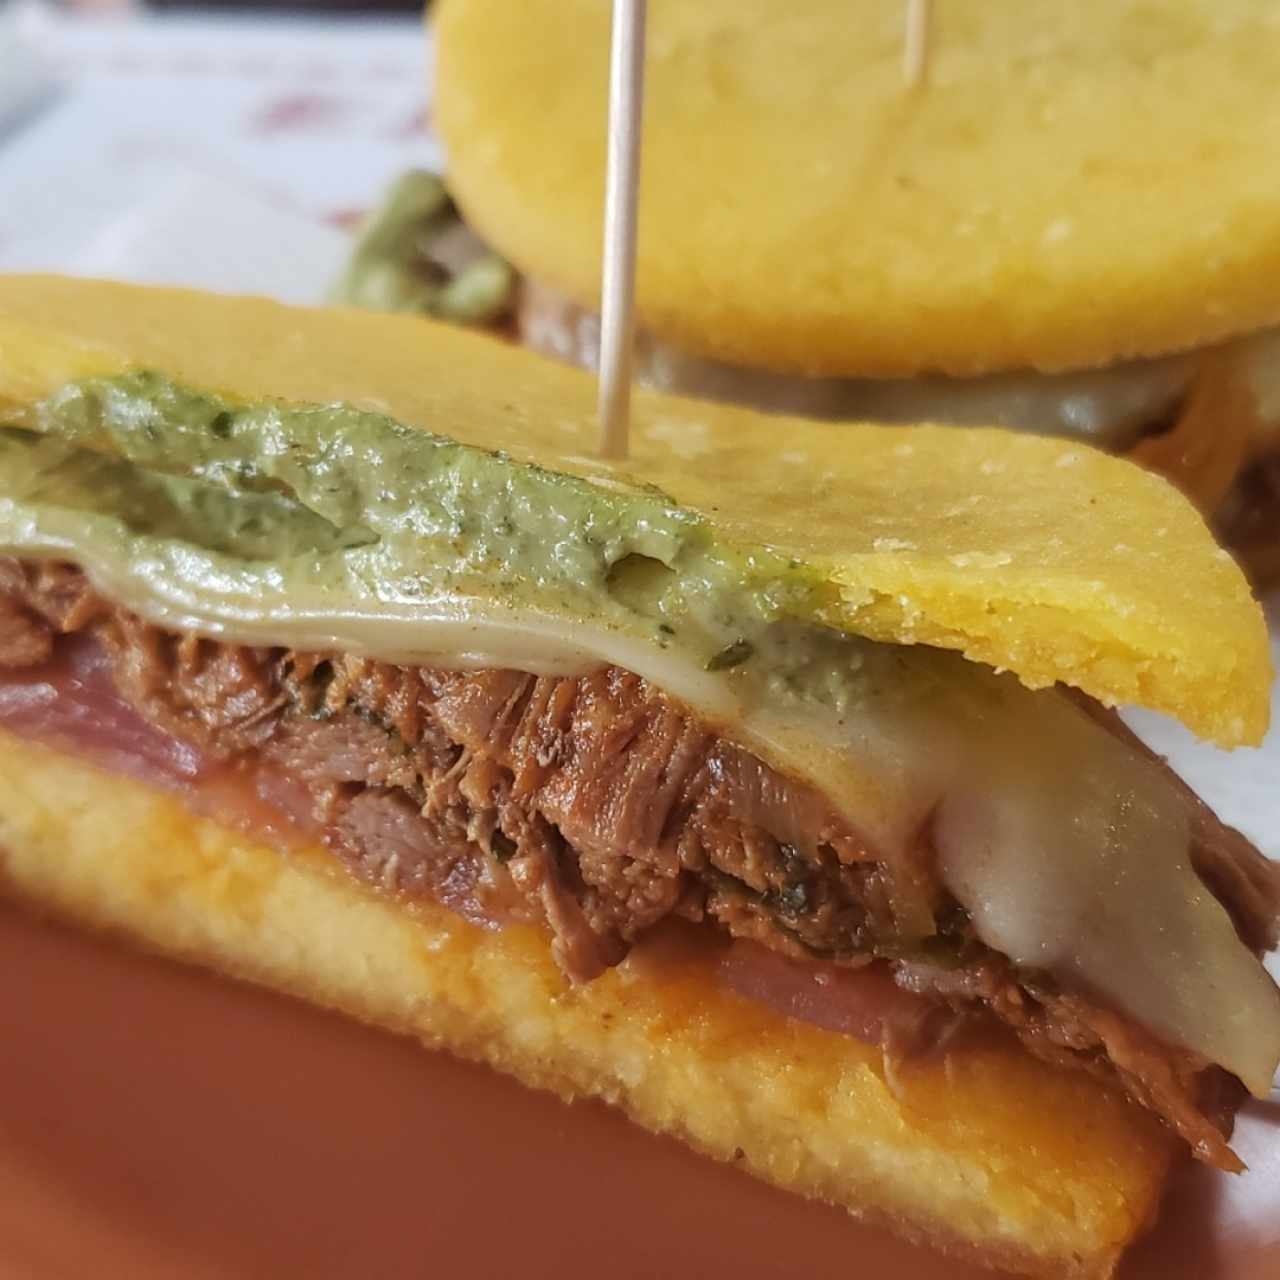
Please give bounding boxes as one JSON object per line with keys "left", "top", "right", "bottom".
{"left": 0, "top": 0, "right": 434, "bottom": 301}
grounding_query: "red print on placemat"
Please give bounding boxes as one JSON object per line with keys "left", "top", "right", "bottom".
{"left": 387, "top": 106, "right": 432, "bottom": 140}
{"left": 326, "top": 209, "right": 367, "bottom": 230}
{"left": 249, "top": 94, "right": 350, "bottom": 136}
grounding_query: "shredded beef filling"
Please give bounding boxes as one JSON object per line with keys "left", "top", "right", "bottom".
{"left": 1, "top": 557, "right": 1276, "bottom": 1169}
{"left": 1216, "top": 451, "right": 1280, "bottom": 587}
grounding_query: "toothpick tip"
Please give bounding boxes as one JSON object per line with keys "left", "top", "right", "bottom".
{"left": 903, "top": 0, "right": 933, "bottom": 90}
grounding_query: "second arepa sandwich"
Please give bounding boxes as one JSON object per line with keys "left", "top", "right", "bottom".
{"left": 434, "top": 0, "right": 1280, "bottom": 580}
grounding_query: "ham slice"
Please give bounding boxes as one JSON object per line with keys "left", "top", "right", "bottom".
{"left": 0, "top": 634, "right": 318, "bottom": 849}
{"left": 0, "top": 635, "right": 207, "bottom": 788}
{"left": 717, "top": 939, "right": 950, "bottom": 1052}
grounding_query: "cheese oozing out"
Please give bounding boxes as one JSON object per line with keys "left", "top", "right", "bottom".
{"left": 1, "top": 374, "right": 1278, "bottom": 1096}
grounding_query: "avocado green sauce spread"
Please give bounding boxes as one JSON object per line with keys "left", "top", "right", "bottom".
{"left": 0, "top": 427, "right": 378, "bottom": 562}
{"left": 2, "top": 370, "right": 1278, "bottom": 1092}
{"left": 0, "top": 371, "right": 834, "bottom": 668}
{"left": 329, "top": 171, "right": 516, "bottom": 325}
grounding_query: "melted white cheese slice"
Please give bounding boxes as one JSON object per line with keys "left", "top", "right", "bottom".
{"left": 931, "top": 685, "right": 1280, "bottom": 1097}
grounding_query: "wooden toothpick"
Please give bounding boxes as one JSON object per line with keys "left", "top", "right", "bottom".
{"left": 902, "top": 0, "right": 933, "bottom": 89}
{"left": 597, "top": 0, "right": 647, "bottom": 461}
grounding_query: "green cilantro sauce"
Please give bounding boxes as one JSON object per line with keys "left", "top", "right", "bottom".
{"left": 329, "top": 171, "right": 516, "bottom": 325}
{"left": 0, "top": 371, "right": 854, "bottom": 689}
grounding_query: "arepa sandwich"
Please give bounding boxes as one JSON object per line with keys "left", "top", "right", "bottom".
{"left": 0, "top": 275, "right": 1277, "bottom": 1279}
{"left": 433, "top": 0, "right": 1280, "bottom": 582}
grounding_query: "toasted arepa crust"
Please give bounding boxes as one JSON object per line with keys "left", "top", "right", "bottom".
{"left": 0, "top": 732, "right": 1178, "bottom": 1278}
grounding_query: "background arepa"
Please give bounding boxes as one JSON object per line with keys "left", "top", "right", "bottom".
{"left": 437, "top": 0, "right": 1280, "bottom": 379}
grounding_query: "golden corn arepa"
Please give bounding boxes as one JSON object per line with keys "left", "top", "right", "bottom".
{"left": 0, "top": 732, "right": 1177, "bottom": 1280}
{"left": 435, "top": 0, "right": 1280, "bottom": 379}
{"left": 0, "top": 275, "right": 1268, "bottom": 745}
{"left": 0, "top": 276, "right": 1269, "bottom": 1278}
